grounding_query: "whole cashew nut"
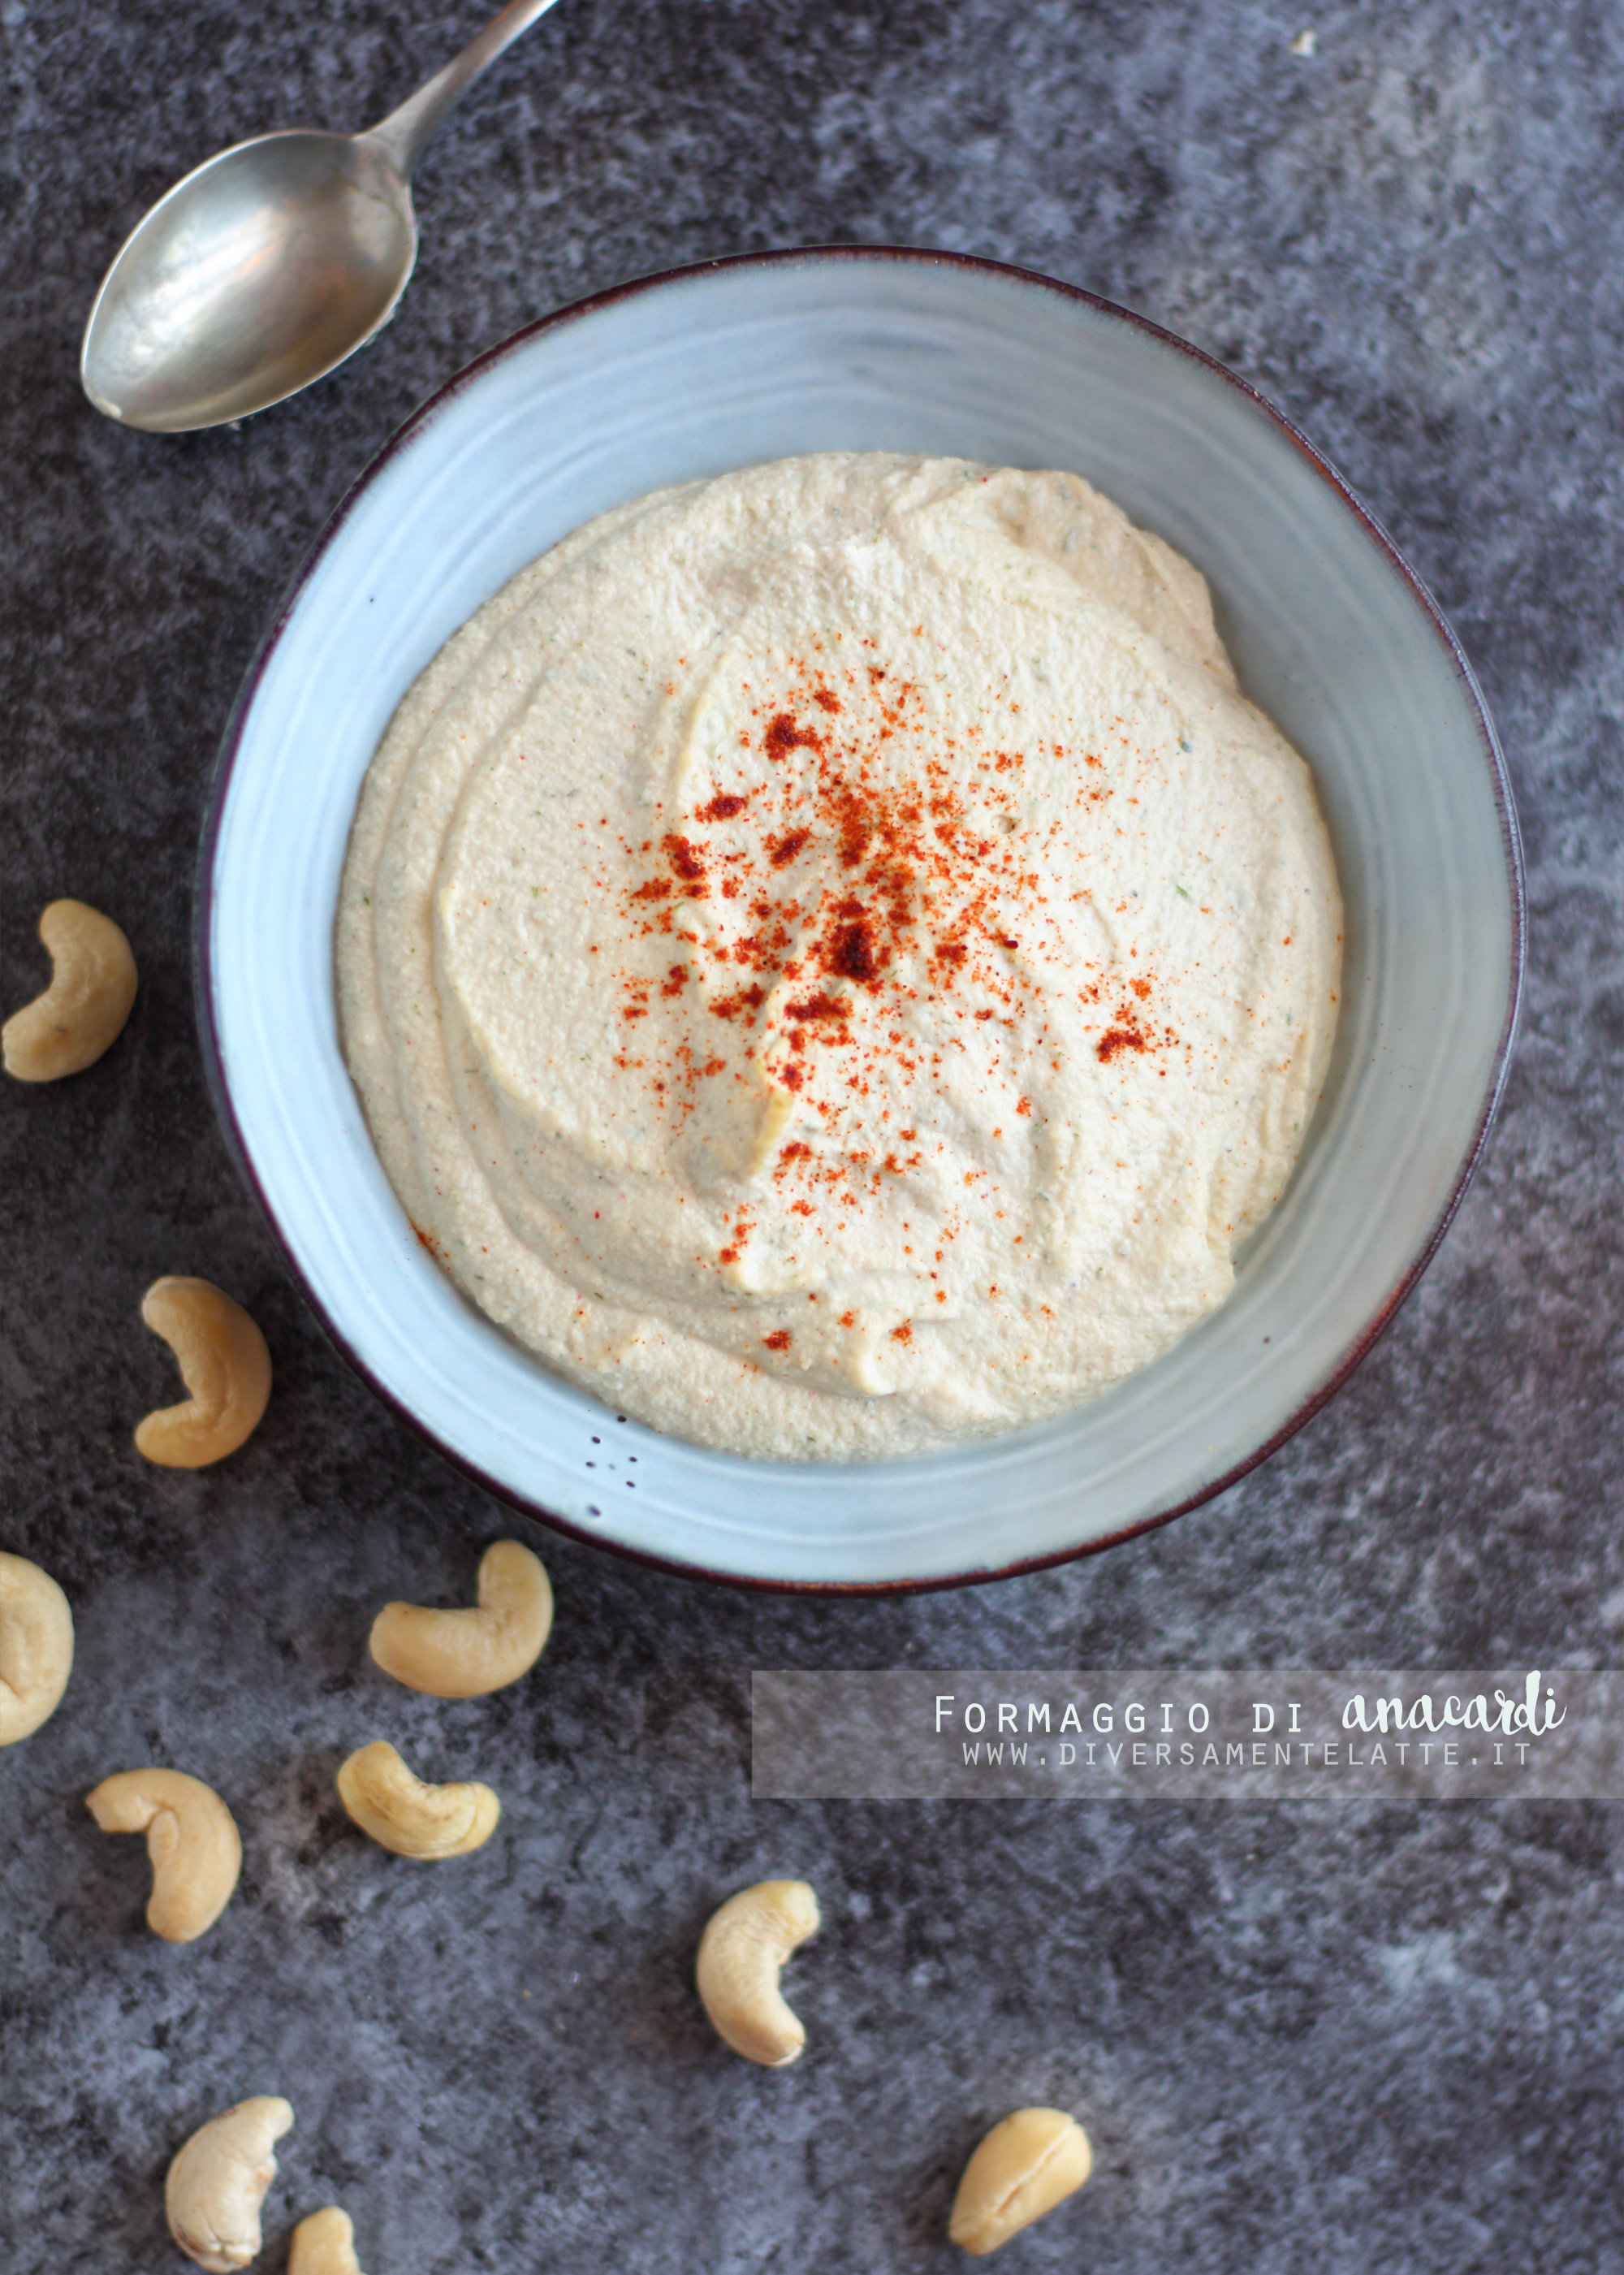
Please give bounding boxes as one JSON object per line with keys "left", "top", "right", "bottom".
{"left": 135, "top": 1277, "right": 272, "bottom": 1468}
{"left": 85, "top": 1768, "right": 242, "bottom": 1942}
{"left": 336, "top": 1740, "right": 500, "bottom": 1859}
{"left": 369, "top": 1539, "right": 554, "bottom": 1698}
{"left": 166, "top": 2096, "right": 293, "bottom": 2273}
{"left": 290, "top": 2206, "right": 365, "bottom": 2275}
{"left": 695, "top": 1879, "right": 820, "bottom": 2066}
{"left": 2, "top": 898, "right": 136, "bottom": 1082}
{"left": 0, "top": 1552, "right": 74, "bottom": 1745}
{"left": 948, "top": 2108, "right": 1093, "bottom": 2256}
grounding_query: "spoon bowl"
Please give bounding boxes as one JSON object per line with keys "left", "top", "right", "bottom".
{"left": 82, "top": 133, "right": 417, "bottom": 431}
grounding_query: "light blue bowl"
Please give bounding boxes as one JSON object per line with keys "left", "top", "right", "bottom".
{"left": 199, "top": 249, "right": 1522, "bottom": 1591}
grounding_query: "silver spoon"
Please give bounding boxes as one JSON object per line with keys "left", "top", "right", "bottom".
{"left": 82, "top": 0, "right": 565, "bottom": 434}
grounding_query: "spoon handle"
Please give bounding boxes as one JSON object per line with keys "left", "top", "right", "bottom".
{"left": 368, "top": 0, "right": 569, "bottom": 176}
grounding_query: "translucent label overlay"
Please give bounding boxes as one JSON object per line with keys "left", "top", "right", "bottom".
{"left": 751, "top": 1671, "right": 1624, "bottom": 1800}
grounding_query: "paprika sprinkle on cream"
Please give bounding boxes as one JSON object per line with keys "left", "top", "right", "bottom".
{"left": 339, "top": 453, "right": 1341, "bottom": 1460}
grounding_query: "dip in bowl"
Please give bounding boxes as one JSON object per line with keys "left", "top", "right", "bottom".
{"left": 337, "top": 451, "right": 1343, "bottom": 1461}
{"left": 199, "top": 249, "right": 1522, "bottom": 1588}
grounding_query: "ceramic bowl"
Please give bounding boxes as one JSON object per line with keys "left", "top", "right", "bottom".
{"left": 198, "top": 248, "right": 1522, "bottom": 1590}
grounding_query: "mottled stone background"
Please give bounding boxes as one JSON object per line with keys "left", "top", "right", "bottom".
{"left": 2, "top": 1, "right": 1622, "bottom": 2267}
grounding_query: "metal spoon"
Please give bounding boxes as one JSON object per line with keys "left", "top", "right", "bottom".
{"left": 81, "top": 0, "right": 565, "bottom": 434}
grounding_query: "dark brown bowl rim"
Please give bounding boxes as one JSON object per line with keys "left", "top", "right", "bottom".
{"left": 195, "top": 242, "right": 1526, "bottom": 1597}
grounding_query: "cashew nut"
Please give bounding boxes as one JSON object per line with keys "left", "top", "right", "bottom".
{"left": 134, "top": 1277, "right": 272, "bottom": 1468}
{"left": 85, "top": 1768, "right": 242, "bottom": 1942}
{"left": 166, "top": 2096, "right": 293, "bottom": 2273}
{"left": 948, "top": 2108, "right": 1093, "bottom": 2256}
{"left": 336, "top": 1740, "right": 500, "bottom": 1859}
{"left": 290, "top": 2207, "right": 365, "bottom": 2275}
{"left": 369, "top": 1539, "right": 554, "bottom": 1698}
{"left": 695, "top": 1878, "right": 820, "bottom": 2066}
{"left": 0, "top": 1552, "right": 74, "bottom": 1745}
{"left": 2, "top": 898, "right": 136, "bottom": 1081}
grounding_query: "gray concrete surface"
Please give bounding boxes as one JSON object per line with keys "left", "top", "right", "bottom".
{"left": 2, "top": 1, "right": 1622, "bottom": 2267}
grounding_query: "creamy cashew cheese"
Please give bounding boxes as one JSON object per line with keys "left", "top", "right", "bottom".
{"left": 338, "top": 453, "right": 1341, "bottom": 1460}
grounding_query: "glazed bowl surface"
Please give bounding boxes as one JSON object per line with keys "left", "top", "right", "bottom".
{"left": 200, "top": 247, "right": 1521, "bottom": 1589}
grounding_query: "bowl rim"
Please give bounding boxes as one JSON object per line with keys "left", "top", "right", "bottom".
{"left": 195, "top": 242, "right": 1526, "bottom": 1596}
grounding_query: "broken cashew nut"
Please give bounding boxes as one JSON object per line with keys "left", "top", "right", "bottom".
{"left": 0, "top": 1552, "right": 74, "bottom": 1745}
{"left": 337, "top": 1740, "right": 500, "bottom": 1859}
{"left": 369, "top": 1538, "right": 554, "bottom": 1698}
{"left": 135, "top": 1277, "right": 272, "bottom": 1468}
{"left": 166, "top": 2096, "right": 293, "bottom": 2273}
{"left": 696, "top": 1878, "right": 820, "bottom": 2066}
{"left": 948, "top": 2108, "right": 1093, "bottom": 2256}
{"left": 2, "top": 898, "right": 136, "bottom": 1081}
{"left": 86, "top": 1767, "right": 242, "bottom": 1942}
{"left": 290, "top": 2206, "right": 365, "bottom": 2275}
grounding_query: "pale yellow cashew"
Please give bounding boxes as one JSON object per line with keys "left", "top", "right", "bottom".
{"left": 289, "top": 2206, "right": 365, "bottom": 2275}
{"left": 948, "top": 2108, "right": 1093, "bottom": 2256}
{"left": 695, "top": 1879, "right": 820, "bottom": 2066}
{"left": 336, "top": 1740, "right": 500, "bottom": 1859}
{"left": 0, "top": 1552, "right": 74, "bottom": 1745}
{"left": 2, "top": 898, "right": 136, "bottom": 1081}
{"left": 166, "top": 2096, "right": 293, "bottom": 2273}
{"left": 135, "top": 1277, "right": 272, "bottom": 1468}
{"left": 85, "top": 1768, "right": 242, "bottom": 1942}
{"left": 369, "top": 1539, "right": 554, "bottom": 1698}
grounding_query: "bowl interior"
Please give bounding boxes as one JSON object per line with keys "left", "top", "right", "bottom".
{"left": 201, "top": 249, "right": 1519, "bottom": 1588}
